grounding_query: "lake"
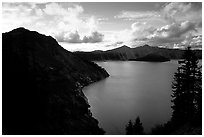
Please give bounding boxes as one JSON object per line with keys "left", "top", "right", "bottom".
{"left": 83, "top": 60, "right": 180, "bottom": 134}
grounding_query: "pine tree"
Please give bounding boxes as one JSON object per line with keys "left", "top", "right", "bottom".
{"left": 171, "top": 47, "right": 202, "bottom": 125}
{"left": 125, "top": 120, "right": 133, "bottom": 135}
{"left": 125, "top": 117, "right": 144, "bottom": 135}
{"left": 133, "top": 116, "right": 144, "bottom": 135}
{"left": 194, "top": 65, "right": 202, "bottom": 125}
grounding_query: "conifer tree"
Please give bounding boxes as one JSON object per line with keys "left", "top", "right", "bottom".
{"left": 171, "top": 47, "right": 202, "bottom": 125}
{"left": 125, "top": 120, "right": 133, "bottom": 135}
{"left": 133, "top": 116, "right": 144, "bottom": 135}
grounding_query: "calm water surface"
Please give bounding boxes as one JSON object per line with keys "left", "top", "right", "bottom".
{"left": 83, "top": 61, "right": 180, "bottom": 134}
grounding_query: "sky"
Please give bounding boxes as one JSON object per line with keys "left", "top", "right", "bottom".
{"left": 2, "top": 2, "right": 202, "bottom": 51}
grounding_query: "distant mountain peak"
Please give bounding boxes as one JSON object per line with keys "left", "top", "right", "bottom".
{"left": 118, "top": 45, "right": 131, "bottom": 49}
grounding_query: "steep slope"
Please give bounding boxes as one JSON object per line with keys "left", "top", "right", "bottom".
{"left": 74, "top": 45, "right": 202, "bottom": 61}
{"left": 3, "top": 28, "right": 109, "bottom": 135}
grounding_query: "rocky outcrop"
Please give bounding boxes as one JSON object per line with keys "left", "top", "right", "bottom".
{"left": 3, "top": 28, "right": 109, "bottom": 135}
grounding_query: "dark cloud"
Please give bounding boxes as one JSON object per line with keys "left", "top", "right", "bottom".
{"left": 190, "top": 2, "right": 202, "bottom": 11}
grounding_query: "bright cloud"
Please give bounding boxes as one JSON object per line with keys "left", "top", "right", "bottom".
{"left": 151, "top": 21, "right": 197, "bottom": 39}
{"left": 2, "top": 2, "right": 202, "bottom": 50}
{"left": 113, "top": 2, "right": 202, "bottom": 49}
{"left": 2, "top": 2, "right": 104, "bottom": 44}
{"left": 133, "top": 20, "right": 200, "bottom": 48}
{"left": 55, "top": 30, "right": 104, "bottom": 43}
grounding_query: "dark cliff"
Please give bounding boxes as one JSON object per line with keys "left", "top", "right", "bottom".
{"left": 3, "top": 28, "right": 109, "bottom": 135}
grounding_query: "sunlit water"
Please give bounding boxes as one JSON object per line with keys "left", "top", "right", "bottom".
{"left": 83, "top": 60, "right": 182, "bottom": 134}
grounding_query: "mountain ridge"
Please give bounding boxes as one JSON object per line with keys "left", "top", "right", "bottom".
{"left": 3, "top": 27, "right": 109, "bottom": 134}
{"left": 74, "top": 44, "right": 202, "bottom": 61}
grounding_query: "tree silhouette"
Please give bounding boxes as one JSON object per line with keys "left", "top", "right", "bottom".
{"left": 125, "top": 116, "right": 144, "bottom": 135}
{"left": 171, "top": 47, "right": 202, "bottom": 125}
{"left": 125, "top": 120, "right": 133, "bottom": 135}
{"left": 133, "top": 116, "right": 144, "bottom": 135}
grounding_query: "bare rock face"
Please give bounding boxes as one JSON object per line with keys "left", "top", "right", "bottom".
{"left": 3, "top": 27, "right": 109, "bottom": 135}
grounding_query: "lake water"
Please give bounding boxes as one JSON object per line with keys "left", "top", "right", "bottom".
{"left": 83, "top": 61, "right": 180, "bottom": 134}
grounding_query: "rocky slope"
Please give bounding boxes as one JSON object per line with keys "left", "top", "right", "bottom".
{"left": 3, "top": 28, "right": 109, "bottom": 135}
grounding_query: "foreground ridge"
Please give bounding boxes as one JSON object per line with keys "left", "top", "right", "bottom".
{"left": 3, "top": 27, "right": 109, "bottom": 135}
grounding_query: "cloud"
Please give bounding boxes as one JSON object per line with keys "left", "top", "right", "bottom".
{"left": 97, "top": 17, "right": 108, "bottom": 21}
{"left": 2, "top": 3, "right": 41, "bottom": 31}
{"left": 54, "top": 30, "right": 104, "bottom": 43}
{"left": 162, "top": 2, "right": 192, "bottom": 22}
{"left": 150, "top": 3, "right": 201, "bottom": 48}
{"left": 115, "top": 2, "right": 201, "bottom": 24}
{"left": 113, "top": 2, "right": 201, "bottom": 49}
{"left": 114, "top": 11, "right": 160, "bottom": 20}
{"left": 140, "top": 21, "right": 202, "bottom": 49}
{"left": 152, "top": 21, "right": 197, "bottom": 39}
{"left": 182, "top": 35, "right": 202, "bottom": 48}
{"left": 2, "top": 2, "right": 103, "bottom": 42}
{"left": 2, "top": 2, "right": 202, "bottom": 50}
{"left": 64, "top": 31, "right": 82, "bottom": 43}
{"left": 142, "top": 21, "right": 198, "bottom": 46}
{"left": 83, "top": 31, "right": 104, "bottom": 43}
{"left": 102, "top": 22, "right": 157, "bottom": 47}
{"left": 131, "top": 22, "right": 156, "bottom": 39}
{"left": 123, "top": 19, "right": 200, "bottom": 48}
{"left": 105, "top": 41, "right": 124, "bottom": 47}
{"left": 43, "top": 3, "right": 68, "bottom": 16}
{"left": 162, "top": 2, "right": 202, "bottom": 23}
